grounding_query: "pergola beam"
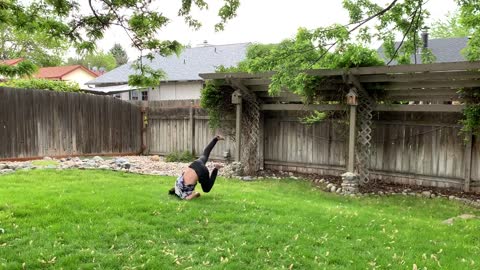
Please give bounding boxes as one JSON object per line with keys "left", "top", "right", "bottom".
{"left": 200, "top": 61, "right": 480, "bottom": 81}
{"left": 260, "top": 103, "right": 465, "bottom": 112}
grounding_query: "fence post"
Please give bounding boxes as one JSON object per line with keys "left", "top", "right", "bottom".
{"left": 464, "top": 132, "right": 473, "bottom": 192}
{"left": 189, "top": 101, "right": 195, "bottom": 154}
{"left": 141, "top": 107, "right": 147, "bottom": 154}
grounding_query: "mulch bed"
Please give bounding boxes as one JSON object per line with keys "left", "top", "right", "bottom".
{"left": 261, "top": 170, "right": 480, "bottom": 201}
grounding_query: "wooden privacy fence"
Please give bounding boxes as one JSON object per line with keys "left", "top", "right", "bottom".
{"left": 263, "top": 111, "right": 479, "bottom": 191}
{"left": 0, "top": 87, "right": 142, "bottom": 160}
{"left": 146, "top": 101, "right": 237, "bottom": 160}
{"left": 144, "top": 102, "right": 479, "bottom": 192}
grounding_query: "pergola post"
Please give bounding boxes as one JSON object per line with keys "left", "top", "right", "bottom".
{"left": 346, "top": 88, "right": 359, "bottom": 172}
{"left": 232, "top": 90, "right": 242, "bottom": 161}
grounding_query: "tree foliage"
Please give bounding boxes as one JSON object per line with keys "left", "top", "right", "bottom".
{"left": 110, "top": 43, "right": 129, "bottom": 66}
{"left": 456, "top": 0, "right": 480, "bottom": 60}
{"left": 67, "top": 52, "right": 117, "bottom": 71}
{"left": 430, "top": 11, "right": 473, "bottom": 39}
{"left": 0, "top": 24, "right": 68, "bottom": 67}
{"left": 0, "top": 0, "right": 240, "bottom": 82}
{"left": 0, "top": 60, "right": 37, "bottom": 78}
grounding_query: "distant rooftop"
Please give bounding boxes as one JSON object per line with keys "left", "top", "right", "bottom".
{"left": 35, "top": 65, "right": 98, "bottom": 79}
{"left": 0, "top": 58, "right": 24, "bottom": 66}
{"left": 87, "top": 43, "right": 250, "bottom": 85}
{"left": 378, "top": 37, "right": 469, "bottom": 65}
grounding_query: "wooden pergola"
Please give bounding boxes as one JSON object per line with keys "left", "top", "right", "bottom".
{"left": 200, "top": 61, "right": 480, "bottom": 189}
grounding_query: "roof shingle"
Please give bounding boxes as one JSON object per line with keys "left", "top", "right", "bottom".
{"left": 88, "top": 43, "right": 249, "bottom": 85}
{"left": 0, "top": 58, "right": 24, "bottom": 66}
{"left": 35, "top": 65, "right": 98, "bottom": 79}
{"left": 377, "top": 37, "right": 469, "bottom": 65}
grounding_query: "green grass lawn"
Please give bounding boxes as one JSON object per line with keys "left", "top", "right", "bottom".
{"left": 0, "top": 170, "right": 479, "bottom": 269}
{"left": 30, "top": 160, "right": 59, "bottom": 167}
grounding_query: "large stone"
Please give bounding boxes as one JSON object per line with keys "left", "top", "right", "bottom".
{"left": 330, "top": 186, "right": 337, "bottom": 193}
{"left": 115, "top": 157, "right": 129, "bottom": 166}
{"left": 341, "top": 172, "right": 359, "bottom": 194}
{"left": 0, "top": 169, "right": 14, "bottom": 175}
{"left": 43, "top": 156, "right": 52, "bottom": 160}
{"left": 458, "top": 214, "right": 476, "bottom": 220}
{"left": 421, "top": 191, "right": 432, "bottom": 198}
{"left": 92, "top": 156, "right": 104, "bottom": 162}
{"left": 98, "top": 165, "right": 110, "bottom": 170}
{"left": 150, "top": 155, "right": 160, "bottom": 162}
{"left": 0, "top": 163, "right": 7, "bottom": 170}
{"left": 442, "top": 218, "right": 454, "bottom": 225}
{"left": 84, "top": 159, "right": 97, "bottom": 167}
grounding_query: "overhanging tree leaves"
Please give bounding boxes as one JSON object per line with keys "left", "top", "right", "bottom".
{"left": 430, "top": 11, "right": 473, "bottom": 39}
{"left": 0, "top": 0, "right": 240, "bottom": 81}
{"left": 67, "top": 51, "right": 117, "bottom": 71}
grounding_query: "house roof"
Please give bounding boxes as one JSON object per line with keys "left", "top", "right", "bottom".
{"left": 0, "top": 58, "right": 24, "bottom": 66}
{"left": 87, "top": 43, "right": 250, "bottom": 85}
{"left": 35, "top": 65, "right": 98, "bottom": 79}
{"left": 377, "top": 37, "right": 469, "bottom": 65}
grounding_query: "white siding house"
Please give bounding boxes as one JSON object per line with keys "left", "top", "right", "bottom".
{"left": 84, "top": 43, "right": 249, "bottom": 101}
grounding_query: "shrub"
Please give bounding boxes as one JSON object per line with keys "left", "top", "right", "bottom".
{"left": 165, "top": 151, "right": 196, "bottom": 163}
{"left": 0, "top": 78, "right": 80, "bottom": 92}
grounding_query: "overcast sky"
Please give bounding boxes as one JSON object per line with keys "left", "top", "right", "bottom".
{"left": 93, "top": 0, "right": 459, "bottom": 59}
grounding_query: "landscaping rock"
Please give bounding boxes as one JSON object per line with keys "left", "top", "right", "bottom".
{"left": 449, "top": 195, "right": 456, "bottom": 200}
{"left": 458, "top": 214, "right": 476, "bottom": 220}
{"left": 241, "top": 176, "right": 254, "bottom": 181}
{"left": 442, "top": 218, "right": 454, "bottom": 225}
{"left": 330, "top": 186, "right": 337, "bottom": 193}
{"left": 150, "top": 155, "right": 160, "bottom": 161}
{"left": 0, "top": 169, "right": 14, "bottom": 175}
{"left": 0, "top": 163, "right": 7, "bottom": 170}
{"left": 43, "top": 156, "right": 52, "bottom": 160}
{"left": 84, "top": 159, "right": 97, "bottom": 168}
{"left": 341, "top": 172, "right": 359, "bottom": 194}
{"left": 93, "top": 156, "right": 104, "bottom": 162}
{"left": 98, "top": 165, "right": 110, "bottom": 170}
{"left": 336, "top": 188, "right": 342, "bottom": 193}
{"left": 421, "top": 191, "right": 432, "bottom": 198}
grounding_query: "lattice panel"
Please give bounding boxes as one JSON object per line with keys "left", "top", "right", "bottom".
{"left": 356, "top": 93, "right": 374, "bottom": 184}
{"left": 238, "top": 86, "right": 261, "bottom": 175}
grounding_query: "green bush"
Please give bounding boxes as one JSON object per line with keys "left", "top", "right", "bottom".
{"left": 0, "top": 78, "right": 80, "bottom": 92}
{"left": 165, "top": 151, "right": 196, "bottom": 163}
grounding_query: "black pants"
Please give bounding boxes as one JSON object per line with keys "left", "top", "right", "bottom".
{"left": 199, "top": 137, "right": 218, "bottom": 164}
{"left": 197, "top": 137, "right": 219, "bottom": 192}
